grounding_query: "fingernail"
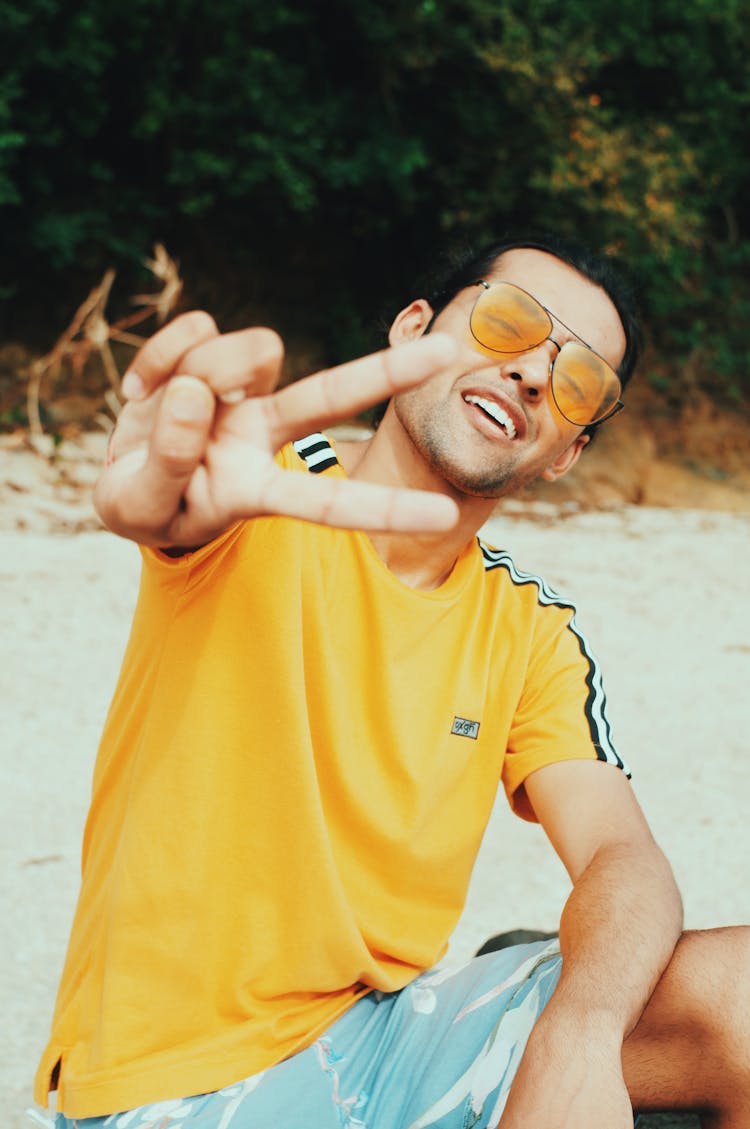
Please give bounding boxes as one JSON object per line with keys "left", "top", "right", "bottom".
{"left": 121, "top": 370, "right": 146, "bottom": 400}
{"left": 218, "top": 388, "right": 246, "bottom": 405}
{"left": 166, "top": 376, "right": 210, "bottom": 422}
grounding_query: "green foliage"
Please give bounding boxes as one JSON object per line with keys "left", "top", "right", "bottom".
{"left": 1, "top": 0, "right": 749, "bottom": 400}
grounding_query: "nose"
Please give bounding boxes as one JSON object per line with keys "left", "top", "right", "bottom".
{"left": 503, "top": 337, "right": 561, "bottom": 403}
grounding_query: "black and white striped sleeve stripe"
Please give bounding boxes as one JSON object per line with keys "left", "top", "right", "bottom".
{"left": 479, "top": 540, "right": 630, "bottom": 777}
{"left": 293, "top": 433, "right": 339, "bottom": 474}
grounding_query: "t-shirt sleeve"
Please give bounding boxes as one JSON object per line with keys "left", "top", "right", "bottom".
{"left": 502, "top": 602, "right": 630, "bottom": 822}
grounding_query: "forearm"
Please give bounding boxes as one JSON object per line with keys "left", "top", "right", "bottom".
{"left": 497, "top": 840, "right": 683, "bottom": 1126}
{"left": 499, "top": 764, "right": 683, "bottom": 1126}
{"left": 538, "top": 839, "right": 683, "bottom": 1046}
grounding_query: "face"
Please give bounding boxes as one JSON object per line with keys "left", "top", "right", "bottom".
{"left": 388, "top": 249, "right": 627, "bottom": 499}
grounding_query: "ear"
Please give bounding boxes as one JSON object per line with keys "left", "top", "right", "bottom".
{"left": 541, "top": 433, "right": 590, "bottom": 481}
{"left": 388, "top": 299, "right": 434, "bottom": 347}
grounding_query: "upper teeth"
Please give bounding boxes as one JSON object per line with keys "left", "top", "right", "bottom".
{"left": 465, "top": 395, "right": 517, "bottom": 438}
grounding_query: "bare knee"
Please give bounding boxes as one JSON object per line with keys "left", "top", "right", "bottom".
{"left": 624, "top": 927, "right": 750, "bottom": 1115}
{"left": 652, "top": 927, "right": 750, "bottom": 1034}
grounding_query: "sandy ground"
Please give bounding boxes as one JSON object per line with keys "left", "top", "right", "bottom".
{"left": 2, "top": 437, "right": 749, "bottom": 1128}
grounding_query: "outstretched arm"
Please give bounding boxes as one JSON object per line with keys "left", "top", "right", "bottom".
{"left": 499, "top": 760, "right": 683, "bottom": 1129}
{"left": 95, "top": 311, "right": 460, "bottom": 547}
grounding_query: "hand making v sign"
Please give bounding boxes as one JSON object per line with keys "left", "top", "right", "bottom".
{"left": 95, "top": 311, "right": 460, "bottom": 548}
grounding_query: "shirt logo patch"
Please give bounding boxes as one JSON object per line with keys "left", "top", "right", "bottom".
{"left": 451, "top": 716, "right": 480, "bottom": 740}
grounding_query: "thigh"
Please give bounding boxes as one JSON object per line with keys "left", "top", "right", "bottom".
{"left": 53, "top": 1044, "right": 344, "bottom": 1129}
{"left": 340, "top": 938, "right": 562, "bottom": 1128}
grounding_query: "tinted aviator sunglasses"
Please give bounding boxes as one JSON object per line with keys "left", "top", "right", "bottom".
{"left": 469, "top": 280, "right": 624, "bottom": 427}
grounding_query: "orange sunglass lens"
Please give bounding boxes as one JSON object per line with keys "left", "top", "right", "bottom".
{"left": 470, "top": 283, "right": 551, "bottom": 355}
{"left": 552, "top": 343, "right": 621, "bottom": 425}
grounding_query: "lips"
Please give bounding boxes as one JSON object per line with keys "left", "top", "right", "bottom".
{"left": 461, "top": 388, "right": 526, "bottom": 441}
{"left": 464, "top": 395, "right": 517, "bottom": 438}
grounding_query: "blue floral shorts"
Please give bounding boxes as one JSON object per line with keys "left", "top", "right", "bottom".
{"left": 51, "top": 939, "right": 561, "bottom": 1129}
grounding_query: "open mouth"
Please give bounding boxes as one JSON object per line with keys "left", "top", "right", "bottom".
{"left": 463, "top": 394, "right": 518, "bottom": 439}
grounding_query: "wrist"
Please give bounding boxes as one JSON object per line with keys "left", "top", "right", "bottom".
{"left": 527, "top": 995, "right": 626, "bottom": 1059}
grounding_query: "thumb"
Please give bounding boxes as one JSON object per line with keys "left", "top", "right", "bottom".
{"left": 145, "top": 370, "right": 215, "bottom": 478}
{"left": 131, "top": 376, "right": 216, "bottom": 530}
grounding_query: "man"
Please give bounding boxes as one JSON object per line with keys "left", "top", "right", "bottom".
{"left": 37, "top": 236, "right": 749, "bottom": 1128}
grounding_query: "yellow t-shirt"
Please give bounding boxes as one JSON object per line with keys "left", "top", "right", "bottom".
{"left": 36, "top": 433, "right": 627, "bottom": 1117}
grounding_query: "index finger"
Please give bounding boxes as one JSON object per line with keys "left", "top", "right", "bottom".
{"left": 121, "top": 311, "right": 220, "bottom": 400}
{"left": 258, "top": 334, "right": 459, "bottom": 448}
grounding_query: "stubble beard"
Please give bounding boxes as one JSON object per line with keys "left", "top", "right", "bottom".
{"left": 395, "top": 395, "right": 527, "bottom": 500}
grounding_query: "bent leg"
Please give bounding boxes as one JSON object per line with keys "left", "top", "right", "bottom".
{"left": 622, "top": 927, "right": 750, "bottom": 1129}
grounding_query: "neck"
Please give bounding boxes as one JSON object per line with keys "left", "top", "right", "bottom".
{"left": 336, "top": 427, "right": 499, "bottom": 591}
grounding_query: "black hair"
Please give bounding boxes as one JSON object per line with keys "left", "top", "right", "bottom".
{"left": 372, "top": 231, "right": 642, "bottom": 435}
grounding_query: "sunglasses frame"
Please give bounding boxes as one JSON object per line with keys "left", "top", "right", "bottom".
{"left": 470, "top": 280, "right": 625, "bottom": 427}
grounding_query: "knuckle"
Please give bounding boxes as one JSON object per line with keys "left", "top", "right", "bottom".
{"left": 138, "top": 333, "right": 171, "bottom": 377}
{"left": 234, "top": 327, "right": 285, "bottom": 390}
{"left": 175, "top": 310, "right": 219, "bottom": 341}
{"left": 155, "top": 430, "right": 201, "bottom": 477}
{"left": 176, "top": 325, "right": 284, "bottom": 395}
{"left": 250, "top": 326, "right": 284, "bottom": 366}
{"left": 94, "top": 483, "right": 140, "bottom": 537}
{"left": 138, "top": 312, "right": 218, "bottom": 379}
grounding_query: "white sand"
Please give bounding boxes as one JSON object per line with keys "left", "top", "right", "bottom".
{"left": 3, "top": 480, "right": 749, "bottom": 1127}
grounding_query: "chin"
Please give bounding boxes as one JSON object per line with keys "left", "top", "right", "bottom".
{"left": 438, "top": 460, "right": 524, "bottom": 500}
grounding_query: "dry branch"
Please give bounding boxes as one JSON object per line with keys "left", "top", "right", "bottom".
{"left": 25, "top": 246, "right": 182, "bottom": 457}
{"left": 131, "top": 242, "right": 183, "bottom": 324}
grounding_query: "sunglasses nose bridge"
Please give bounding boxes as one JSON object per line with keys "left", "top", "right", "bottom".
{"left": 504, "top": 337, "right": 561, "bottom": 399}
